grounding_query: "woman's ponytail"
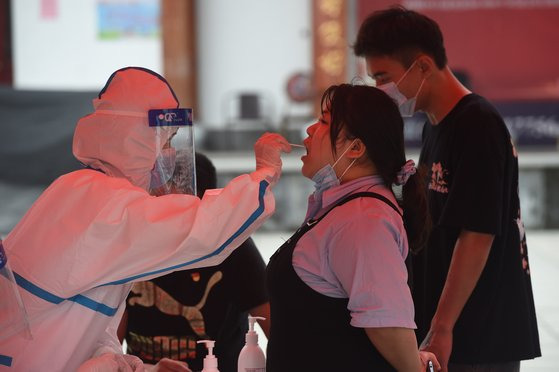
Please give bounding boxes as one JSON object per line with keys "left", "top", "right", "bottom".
{"left": 401, "top": 163, "right": 431, "bottom": 254}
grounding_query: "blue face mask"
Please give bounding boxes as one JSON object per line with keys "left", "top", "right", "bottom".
{"left": 150, "top": 147, "right": 176, "bottom": 189}
{"left": 311, "top": 140, "right": 357, "bottom": 199}
{"left": 311, "top": 164, "right": 339, "bottom": 195}
{"left": 307, "top": 140, "right": 357, "bottom": 219}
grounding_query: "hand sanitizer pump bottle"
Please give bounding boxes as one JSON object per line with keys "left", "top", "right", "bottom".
{"left": 238, "top": 316, "right": 266, "bottom": 372}
{"left": 197, "top": 339, "right": 220, "bottom": 372}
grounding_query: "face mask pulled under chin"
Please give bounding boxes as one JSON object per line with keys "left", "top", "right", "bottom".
{"left": 311, "top": 164, "right": 339, "bottom": 194}
{"left": 311, "top": 139, "right": 357, "bottom": 194}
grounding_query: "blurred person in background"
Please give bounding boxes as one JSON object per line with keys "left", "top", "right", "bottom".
{"left": 355, "top": 6, "right": 540, "bottom": 372}
{"left": 118, "top": 152, "right": 270, "bottom": 372}
{"left": 0, "top": 67, "right": 290, "bottom": 371}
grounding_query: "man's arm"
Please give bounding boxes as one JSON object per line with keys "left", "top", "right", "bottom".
{"left": 421, "top": 229, "right": 493, "bottom": 371}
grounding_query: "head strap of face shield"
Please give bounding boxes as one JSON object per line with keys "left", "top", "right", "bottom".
{"left": 94, "top": 109, "right": 146, "bottom": 118}
{"left": 148, "top": 108, "right": 193, "bottom": 127}
{"left": 94, "top": 108, "right": 193, "bottom": 128}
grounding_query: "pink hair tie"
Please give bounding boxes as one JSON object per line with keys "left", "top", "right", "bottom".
{"left": 395, "top": 159, "right": 417, "bottom": 186}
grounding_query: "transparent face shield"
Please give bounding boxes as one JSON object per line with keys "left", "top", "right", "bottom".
{"left": 0, "top": 240, "right": 33, "bottom": 341}
{"left": 149, "top": 108, "right": 197, "bottom": 197}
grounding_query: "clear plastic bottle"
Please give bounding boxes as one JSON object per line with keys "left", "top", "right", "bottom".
{"left": 197, "top": 339, "right": 220, "bottom": 372}
{"left": 237, "top": 316, "right": 266, "bottom": 372}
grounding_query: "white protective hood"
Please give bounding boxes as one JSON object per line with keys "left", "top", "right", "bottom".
{"left": 73, "top": 67, "right": 179, "bottom": 190}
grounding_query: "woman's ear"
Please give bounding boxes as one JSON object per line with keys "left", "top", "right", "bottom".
{"left": 348, "top": 139, "right": 367, "bottom": 159}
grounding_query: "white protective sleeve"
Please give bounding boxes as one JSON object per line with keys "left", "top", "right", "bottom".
{"left": 4, "top": 167, "right": 277, "bottom": 298}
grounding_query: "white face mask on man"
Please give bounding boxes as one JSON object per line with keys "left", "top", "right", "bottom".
{"left": 377, "top": 60, "right": 425, "bottom": 117}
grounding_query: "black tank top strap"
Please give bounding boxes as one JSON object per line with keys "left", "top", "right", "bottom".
{"left": 309, "top": 191, "right": 402, "bottom": 226}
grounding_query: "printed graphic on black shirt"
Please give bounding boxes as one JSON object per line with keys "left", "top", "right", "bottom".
{"left": 125, "top": 239, "right": 269, "bottom": 371}
{"left": 126, "top": 271, "right": 223, "bottom": 361}
{"left": 510, "top": 137, "right": 531, "bottom": 275}
{"left": 516, "top": 213, "right": 531, "bottom": 275}
{"left": 428, "top": 162, "right": 449, "bottom": 194}
{"left": 126, "top": 332, "right": 197, "bottom": 362}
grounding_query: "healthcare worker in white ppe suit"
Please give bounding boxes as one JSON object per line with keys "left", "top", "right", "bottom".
{"left": 0, "top": 67, "right": 291, "bottom": 371}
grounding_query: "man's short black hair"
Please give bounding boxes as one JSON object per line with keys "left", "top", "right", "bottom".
{"left": 354, "top": 6, "right": 447, "bottom": 69}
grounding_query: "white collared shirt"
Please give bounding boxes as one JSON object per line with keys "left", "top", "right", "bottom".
{"left": 292, "top": 175, "right": 416, "bottom": 329}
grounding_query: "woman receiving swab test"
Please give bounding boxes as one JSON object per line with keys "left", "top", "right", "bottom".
{"left": 265, "top": 83, "right": 440, "bottom": 371}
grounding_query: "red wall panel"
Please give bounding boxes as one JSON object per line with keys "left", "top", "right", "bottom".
{"left": 357, "top": 1, "right": 559, "bottom": 101}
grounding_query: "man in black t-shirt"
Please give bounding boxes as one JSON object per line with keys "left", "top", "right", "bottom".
{"left": 118, "top": 153, "right": 270, "bottom": 372}
{"left": 354, "top": 6, "right": 540, "bottom": 372}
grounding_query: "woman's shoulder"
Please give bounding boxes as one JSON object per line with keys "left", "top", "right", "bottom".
{"left": 452, "top": 94, "right": 507, "bottom": 132}
{"left": 340, "top": 184, "right": 400, "bottom": 216}
{"left": 326, "top": 190, "right": 403, "bottom": 232}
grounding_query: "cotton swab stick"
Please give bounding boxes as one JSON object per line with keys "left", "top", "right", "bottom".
{"left": 289, "top": 143, "right": 305, "bottom": 148}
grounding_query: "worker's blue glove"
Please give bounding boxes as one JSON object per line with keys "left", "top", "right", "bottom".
{"left": 254, "top": 133, "right": 291, "bottom": 176}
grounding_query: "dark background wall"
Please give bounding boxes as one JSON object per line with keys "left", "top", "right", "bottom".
{"left": 0, "top": 88, "right": 95, "bottom": 184}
